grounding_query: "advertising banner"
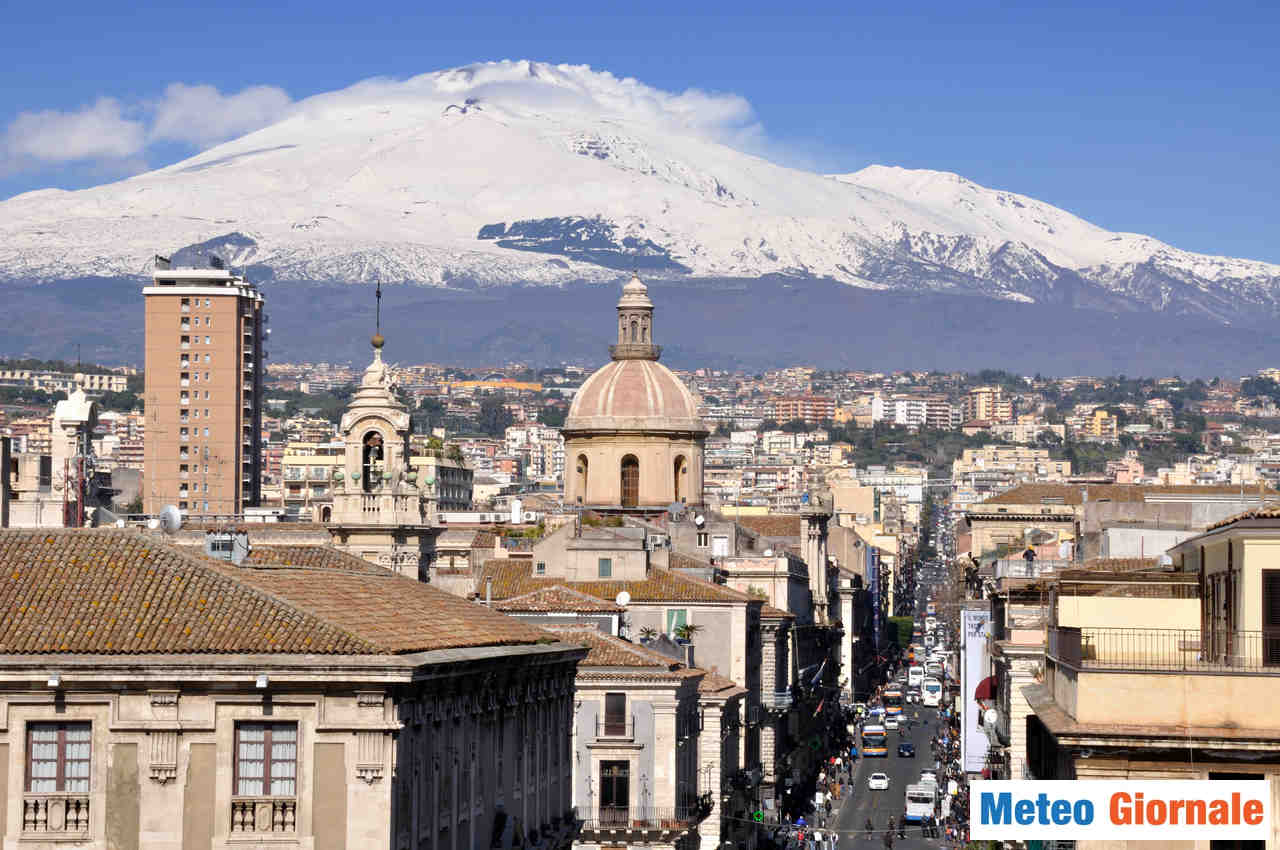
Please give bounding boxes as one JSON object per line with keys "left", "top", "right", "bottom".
{"left": 961, "top": 607, "right": 991, "bottom": 774}
{"left": 971, "top": 780, "right": 1270, "bottom": 842}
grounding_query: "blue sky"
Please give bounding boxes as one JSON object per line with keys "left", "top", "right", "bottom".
{"left": 2, "top": 0, "right": 1276, "bottom": 262}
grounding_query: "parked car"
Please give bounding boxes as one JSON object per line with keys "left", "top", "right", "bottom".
{"left": 868, "top": 772, "right": 890, "bottom": 790}
{"left": 898, "top": 742, "right": 915, "bottom": 757}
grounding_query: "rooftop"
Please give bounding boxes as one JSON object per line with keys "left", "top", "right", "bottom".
{"left": 0, "top": 529, "right": 552, "bottom": 656}
{"left": 978, "top": 483, "right": 1277, "bottom": 508}
{"left": 479, "top": 559, "right": 755, "bottom": 605}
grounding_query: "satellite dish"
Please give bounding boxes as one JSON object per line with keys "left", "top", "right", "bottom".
{"left": 159, "top": 505, "right": 183, "bottom": 535}
{"left": 694, "top": 514, "right": 705, "bottom": 527}
{"left": 115, "top": 519, "right": 126, "bottom": 529}
{"left": 983, "top": 708, "right": 999, "bottom": 726}
{"left": 764, "top": 548, "right": 774, "bottom": 557}
{"left": 146, "top": 518, "right": 161, "bottom": 531}
{"left": 615, "top": 591, "right": 631, "bottom": 607}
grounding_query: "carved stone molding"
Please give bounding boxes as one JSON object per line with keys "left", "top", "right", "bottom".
{"left": 356, "top": 692, "right": 384, "bottom": 710}
{"left": 149, "top": 730, "right": 179, "bottom": 784}
{"left": 355, "top": 730, "right": 385, "bottom": 784}
{"left": 148, "top": 690, "right": 179, "bottom": 721}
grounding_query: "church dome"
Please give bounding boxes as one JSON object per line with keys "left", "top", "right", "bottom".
{"left": 564, "top": 358, "right": 707, "bottom": 435}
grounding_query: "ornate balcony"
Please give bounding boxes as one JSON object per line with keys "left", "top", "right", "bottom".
{"left": 230, "top": 797, "right": 297, "bottom": 833}
{"left": 23, "top": 793, "right": 89, "bottom": 835}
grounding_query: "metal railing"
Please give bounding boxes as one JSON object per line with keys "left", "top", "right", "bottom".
{"left": 580, "top": 803, "right": 707, "bottom": 832}
{"left": 594, "top": 714, "right": 635, "bottom": 739}
{"left": 994, "top": 559, "right": 1070, "bottom": 579}
{"left": 1048, "top": 626, "right": 1280, "bottom": 673}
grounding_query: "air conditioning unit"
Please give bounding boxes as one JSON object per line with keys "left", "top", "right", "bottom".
{"left": 523, "top": 511, "right": 538, "bottom": 522}
{"left": 647, "top": 534, "right": 668, "bottom": 549}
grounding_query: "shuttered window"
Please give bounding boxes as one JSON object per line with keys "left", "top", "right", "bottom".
{"left": 1264, "top": 570, "right": 1280, "bottom": 667}
{"left": 234, "top": 723, "right": 297, "bottom": 796}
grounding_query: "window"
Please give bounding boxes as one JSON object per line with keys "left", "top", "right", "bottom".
{"left": 666, "top": 608, "right": 687, "bottom": 637}
{"left": 697, "top": 532, "right": 709, "bottom": 547}
{"left": 620, "top": 455, "right": 639, "bottom": 507}
{"left": 27, "top": 722, "right": 91, "bottom": 792}
{"left": 234, "top": 722, "right": 297, "bottom": 797}
{"left": 604, "top": 693, "right": 627, "bottom": 736}
{"left": 598, "top": 558, "right": 612, "bottom": 578}
{"left": 535, "top": 561, "right": 546, "bottom": 575}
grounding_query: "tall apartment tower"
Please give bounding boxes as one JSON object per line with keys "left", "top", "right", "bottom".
{"left": 143, "top": 257, "right": 264, "bottom": 516}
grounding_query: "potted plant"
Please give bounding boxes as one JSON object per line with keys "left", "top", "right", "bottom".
{"left": 639, "top": 626, "right": 658, "bottom": 643}
{"left": 673, "top": 623, "right": 703, "bottom": 644}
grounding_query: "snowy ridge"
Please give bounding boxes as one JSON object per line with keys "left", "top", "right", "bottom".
{"left": 1, "top": 60, "right": 1278, "bottom": 324}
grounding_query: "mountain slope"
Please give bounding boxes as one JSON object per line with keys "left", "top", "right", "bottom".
{"left": 1, "top": 60, "right": 1278, "bottom": 329}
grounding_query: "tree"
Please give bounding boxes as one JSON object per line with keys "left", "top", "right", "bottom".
{"left": 781, "top": 418, "right": 810, "bottom": 433}
{"left": 537, "top": 405, "right": 567, "bottom": 428}
{"left": 477, "top": 395, "right": 514, "bottom": 437}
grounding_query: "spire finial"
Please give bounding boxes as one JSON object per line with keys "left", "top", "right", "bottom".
{"left": 371, "top": 282, "right": 385, "bottom": 349}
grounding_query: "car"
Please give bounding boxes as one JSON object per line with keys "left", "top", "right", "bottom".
{"left": 884, "top": 716, "right": 899, "bottom": 730}
{"left": 898, "top": 742, "right": 915, "bottom": 757}
{"left": 868, "top": 772, "right": 890, "bottom": 790}
{"left": 919, "top": 769, "right": 938, "bottom": 786}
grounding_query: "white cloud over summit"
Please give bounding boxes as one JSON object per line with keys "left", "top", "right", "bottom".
{"left": 1, "top": 83, "right": 291, "bottom": 174}
{"left": 1, "top": 61, "right": 768, "bottom": 177}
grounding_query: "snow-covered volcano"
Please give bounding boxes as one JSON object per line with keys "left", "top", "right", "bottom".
{"left": 2, "top": 60, "right": 1277, "bottom": 324}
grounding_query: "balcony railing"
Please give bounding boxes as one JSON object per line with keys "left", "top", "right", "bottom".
{"left": 1048, "top": 626, "right": 1280, "bottom": 673}
{"left": 994, "top": 559, "right": 1070, "bottom": 579}
{"left": 230, "top": 797, "right": 297, "bottom": 833}
{"left": 579, "top": 804, "right": 707, "bottom": 834}
{"left": 23, "top": 793, "right": 89, "bottom": 834}
{"left": 761, "top": 690, "right": 793, "bottom": 711}
{"left": 594, "top": 714, "right": 635, "bottom": 739}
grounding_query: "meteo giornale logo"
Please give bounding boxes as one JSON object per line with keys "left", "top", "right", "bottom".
{"left": 970, "top": 780, "right": 1271, "bottom": 841}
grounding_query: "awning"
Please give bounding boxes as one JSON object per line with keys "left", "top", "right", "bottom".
{"left": 974, "top": 675, "right": 996, "bottom": 701}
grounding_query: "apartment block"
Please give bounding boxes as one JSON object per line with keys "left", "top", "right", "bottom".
{"left": 769, "top": 394, "right": 834, "bottom": 425}
{"left": 143, "top": 258, "right": 264, "bottom": 515}
{"left": 964, "top": 385, "right": 1014, "bottom": 424}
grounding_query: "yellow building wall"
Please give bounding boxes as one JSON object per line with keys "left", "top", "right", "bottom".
{"left": 1056, "top": 596, "right": 1199, "bottom": 630}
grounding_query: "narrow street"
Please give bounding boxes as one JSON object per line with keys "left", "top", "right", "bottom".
{"left": 833, "top": 708, "right": 945, "bottom": 849}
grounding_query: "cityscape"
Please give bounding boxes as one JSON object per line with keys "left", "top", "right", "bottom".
{"left": 1, "top": 4, "right": 1277, "bottom": 849}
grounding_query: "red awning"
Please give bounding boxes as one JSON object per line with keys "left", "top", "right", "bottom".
{"left": 974, "top": 675, "right": 996, "bottom": 701}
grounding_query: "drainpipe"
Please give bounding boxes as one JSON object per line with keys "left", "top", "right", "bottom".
{"left": 485, "top": 576, "right": 493, "bottom": 607}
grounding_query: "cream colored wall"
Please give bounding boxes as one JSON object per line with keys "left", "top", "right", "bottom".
{"left": 562, "top": 547, "right": 648, "bottom": 582}
{"left": 1242, "top": 539, "right": 1280, "bottom": 632}
{"left": 1073, "top": 670, "right": 1280, "bottom": 728}
{"left": 563, "top": 434, "right": 704, "bottom": 507}
{"left": 1056, "top": 596, "right": 1199, "bottom": 630}
{"left": 0, "top": 688, "right": 394, "bottom": 850}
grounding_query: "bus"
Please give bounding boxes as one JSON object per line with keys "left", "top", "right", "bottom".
{"left": 861, "top": 724, "right": 888, "bottom": 757}
{"left": 907, "top": 665, "right": 924, "bottom": 688}
{"left": 904, "top": 783, "right": 936, "bottom": 823}
{"left": 924, "top": 616, "right": 937, "bottom": 633}
{"left": 926, "top": 601, "right": 937, "bottom": 617}
{"left": 883, "top": 687, "right": 903, "bottom": 717}
{"left": 922, "top": 677, "right": 942, "bottom": 707}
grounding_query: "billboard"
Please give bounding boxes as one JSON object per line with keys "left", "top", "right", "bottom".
{"left": 961, "top": 607, "right": 992, "bottom": 774}
{"left": 867, "top": 546, "right": 881, "bottom": 647}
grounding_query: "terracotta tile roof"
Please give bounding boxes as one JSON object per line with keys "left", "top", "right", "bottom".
{"left": 698, "top": 670, "right": 747, "bottom": 696}
{"left": 760, "top": 605, "right": 795, "bottom": 620}
{"left": 736, "top": 515, "right": 803, "bottom": 538}
{"left": 668, "top": 551, "right": 715, "bottom": 572}
{"left": 978, "top": 483, "right": 1278, "bottom": 508}
{"left": 495, "top": 585, "right": 623, "bottom": 614}
{"left": 478, "top": 559, "right": 754, "bottom": 604}
{"left": 176, "top": 544, "right": 388, "bottom": 575}
{"left": 0, "top": 529, "right": 553, "bottom": 655}
{"left": 1208, "top": 505, "right": 1280, "bottom": 530}
{"left": 545, "top": 626, "right": 698, "bottom": 676}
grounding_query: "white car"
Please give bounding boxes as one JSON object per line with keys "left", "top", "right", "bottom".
{"left": 920, "top": 769, "right": 938, "bottom": 786}
{"left": 884, "top": 716, "right": 899, "bottom": 730}
{"left": 868, "top": 772, "right": 890, "bottom": 791}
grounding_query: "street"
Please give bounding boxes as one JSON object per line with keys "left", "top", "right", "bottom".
{"left": 834, "top": 707, "right": 946, "bottom": 849}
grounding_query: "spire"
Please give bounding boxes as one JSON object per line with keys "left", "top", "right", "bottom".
{"left": 371, "top": 281, "right": 385, "bottom": 350}
{"left": 610, "top": 273, "right": 661, "bottom": 361}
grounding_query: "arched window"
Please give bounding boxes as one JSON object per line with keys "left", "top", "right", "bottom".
{"left": 576, "top": 454, "right": 589, "bottom": 503}
{"left": 630, "top": 319, "right": 639, "bottom": 343}
{"left": 674, "top": 455, "right": 687, "bottom": 503}
{"left": 620, "top": 455, "right": 639, "bottom": 507}
{"left": 362, "top": 431, "right": 384, "bottom": 492}
{"left": 320, "top": 505, "right": 332, "bottom": 523}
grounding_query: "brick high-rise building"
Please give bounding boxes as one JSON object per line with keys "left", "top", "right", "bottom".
{"left": 143, "top": 257, "right": 264, "bottom": 516}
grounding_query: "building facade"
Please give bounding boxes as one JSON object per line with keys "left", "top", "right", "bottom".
{"left": 143, "top": 258, "right": 263, "bottom": 516}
